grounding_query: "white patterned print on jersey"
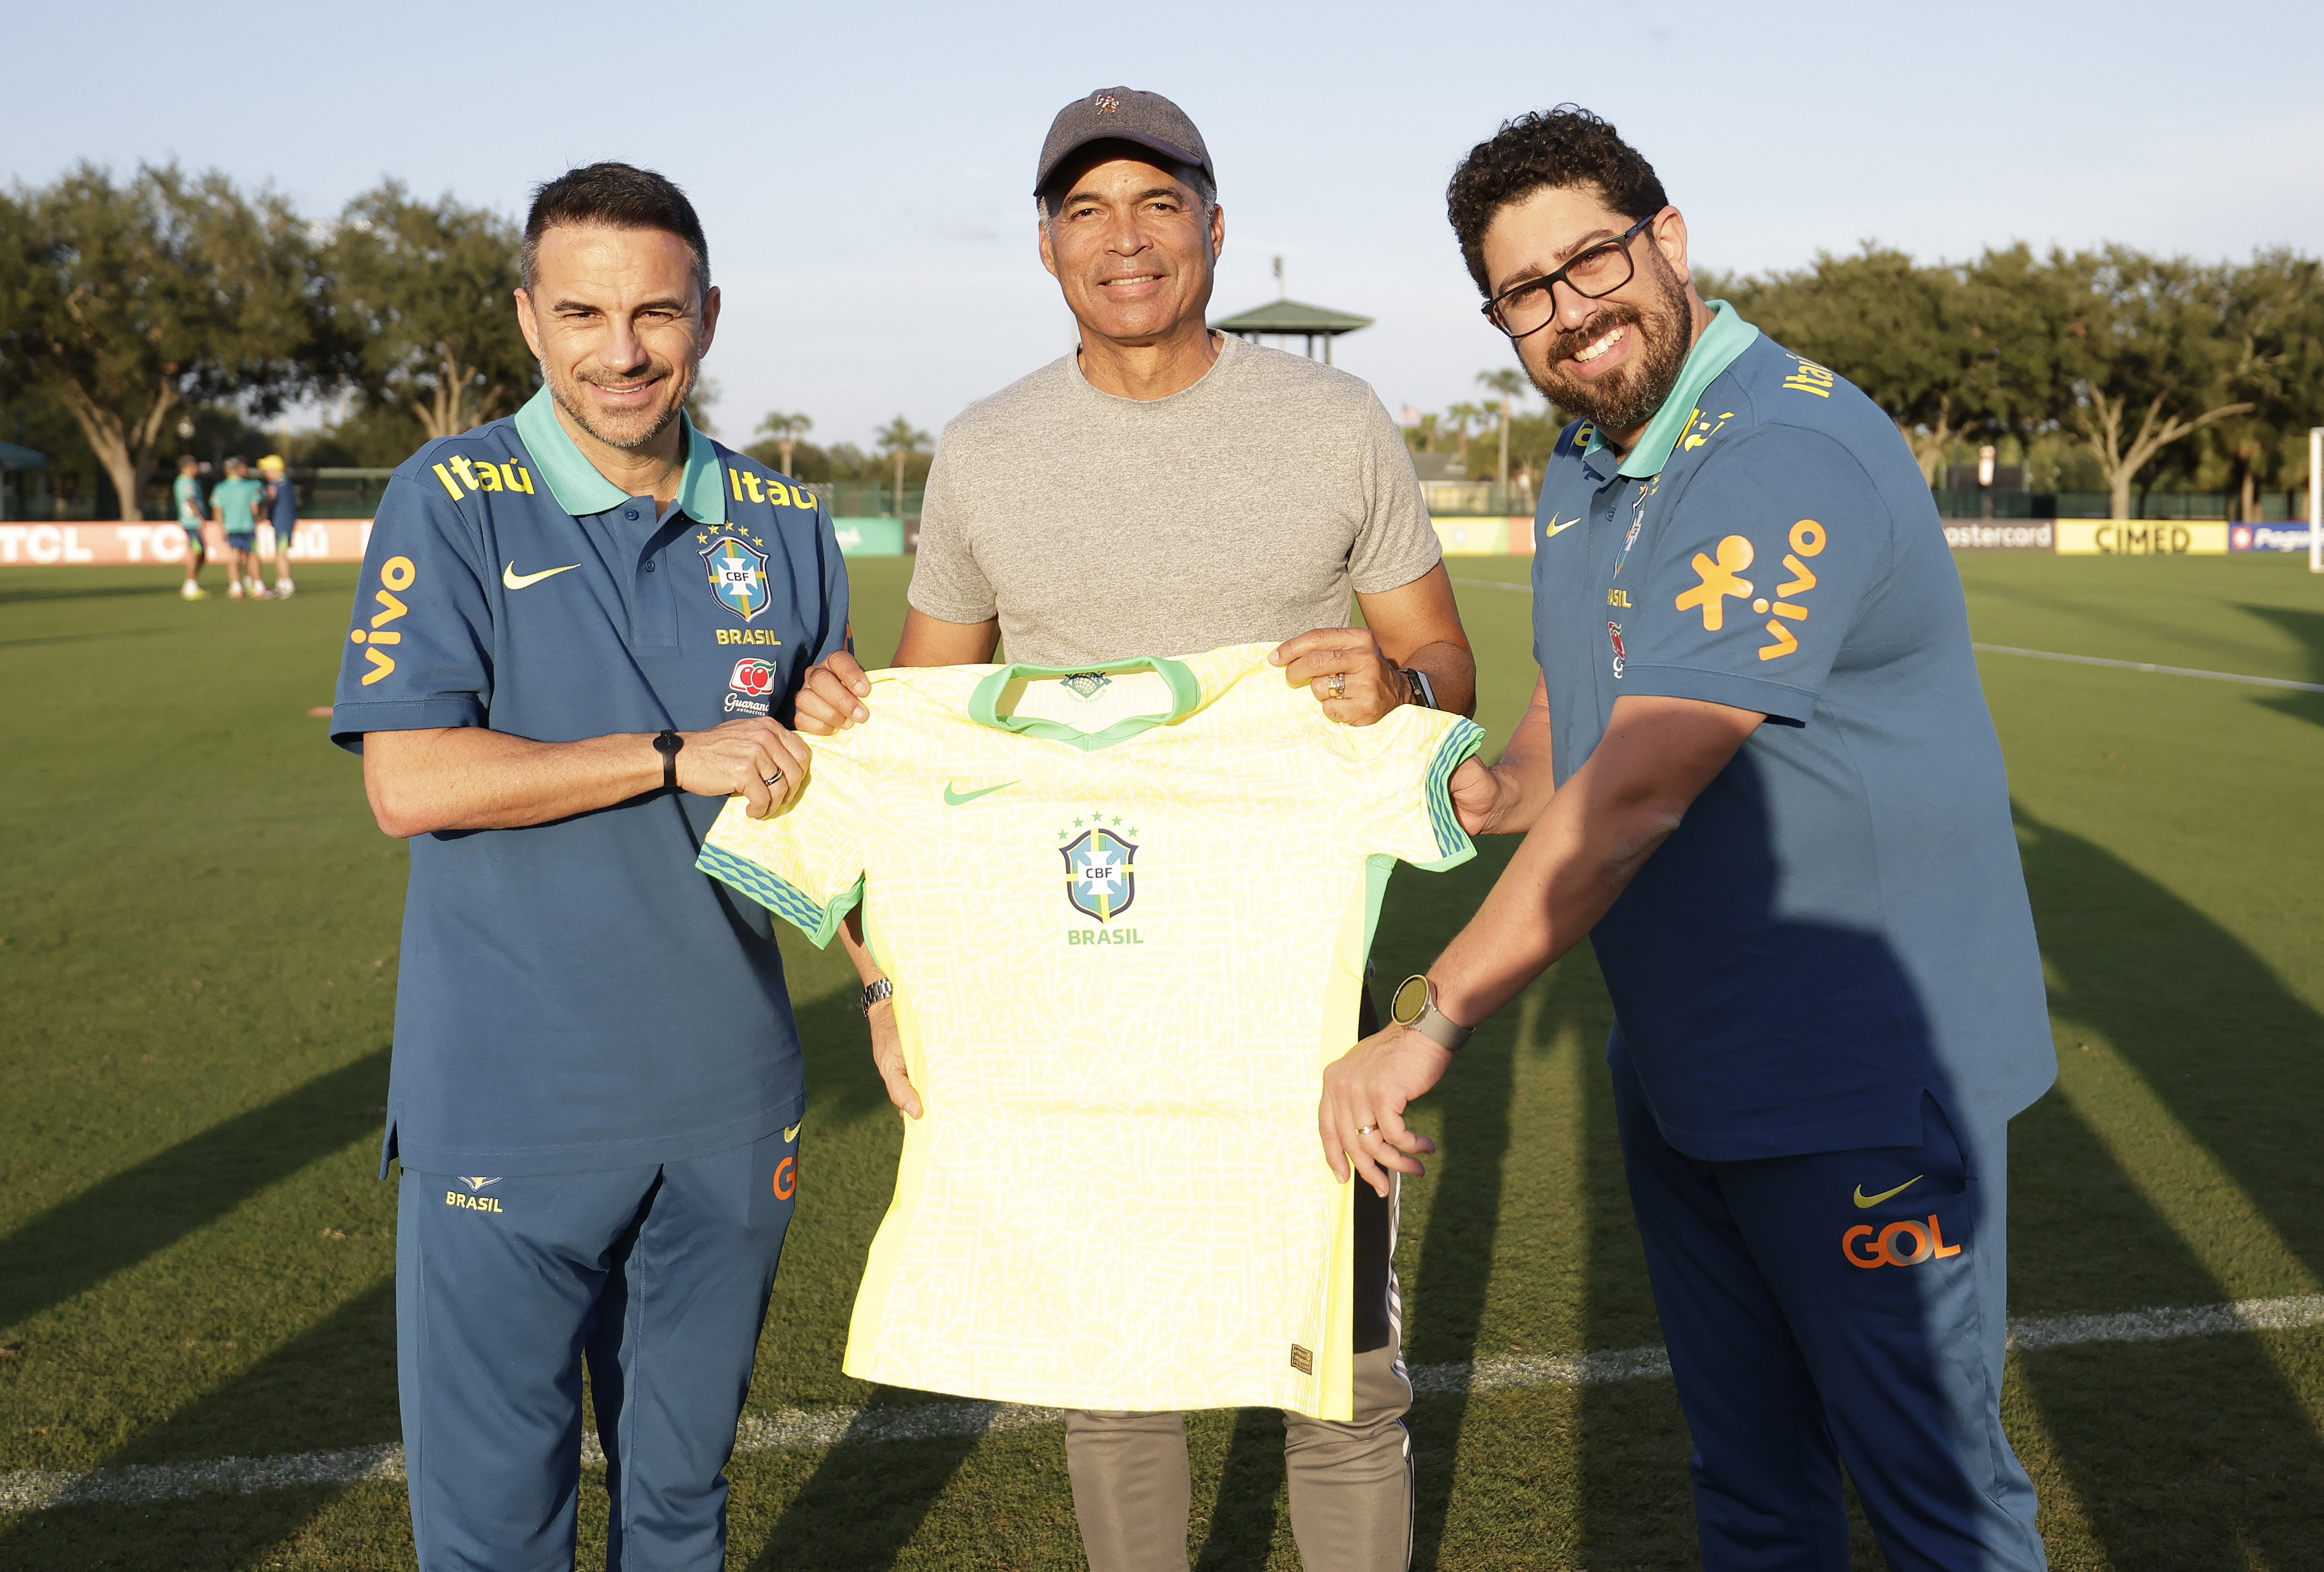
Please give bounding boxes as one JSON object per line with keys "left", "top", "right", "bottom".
{"left": 697, "top": 644, "right": 1482, "bottom": 1420}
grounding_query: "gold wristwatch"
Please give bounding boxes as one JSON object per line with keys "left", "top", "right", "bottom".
{"left": 1390, "top": 974, "right": 1472, "bottom": 1052}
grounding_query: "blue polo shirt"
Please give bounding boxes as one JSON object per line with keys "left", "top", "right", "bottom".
{"left": 332, "top": 389, "right": 849, "bottom": 1176}
{"left": 1530, "top": 303, "right": 2053, "bottom": 1162}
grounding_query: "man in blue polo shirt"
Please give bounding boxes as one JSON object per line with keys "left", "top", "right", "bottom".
{"left": 332, "top": 162, "right": 847, "bottom": 1571}
{"left": 1322, "top": 109, "right": 2053, "bottom": 1569}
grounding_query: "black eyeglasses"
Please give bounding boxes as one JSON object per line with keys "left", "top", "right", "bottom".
{"left": 1480, "top": 214, "right": 1658, "bottom": 340}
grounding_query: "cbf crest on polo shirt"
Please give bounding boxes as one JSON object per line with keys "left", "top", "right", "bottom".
{"left": 1528, "top": 303, "right": 2053, "bottom": 1166}
{"left": 331, "top": 388, "right": 850, "bottom": 1179}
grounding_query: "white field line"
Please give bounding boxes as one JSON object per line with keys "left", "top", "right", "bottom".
{"left": 1444, "top": 577, "right": 2324, "bottom": 695}
{"left": 1969, "top": 643, "right": 2324, "bottom": 694}
{"left": 5, "top": 1293, "right": 2319, "bottom": 1515}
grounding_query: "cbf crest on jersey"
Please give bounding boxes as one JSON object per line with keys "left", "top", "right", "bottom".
{"left": 1061, "top": 827, "right": 1136, "bottom": 922}
{"left": 702, "top": 535, "right": 772, "bottom": 621}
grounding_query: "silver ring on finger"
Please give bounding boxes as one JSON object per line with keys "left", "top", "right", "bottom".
{"left": 1326, "top": 672, "right": 1347, "bottom": 701}
{"left": 762, "top": 768, "right": 785, "bottom": 787}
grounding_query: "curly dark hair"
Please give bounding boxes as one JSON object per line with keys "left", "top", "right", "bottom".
{"left": 1446, "top": 106, "right": 1668, "bottom": 293}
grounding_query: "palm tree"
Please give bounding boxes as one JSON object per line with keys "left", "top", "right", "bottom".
{"left": 1444, "top": 402, "right": 1486, "bottom": 470}
{"left": 1476, "top": 369, "right": 1529, "bottom": 492}
{"left": 875, "top": 416, "right": 931, "bottom": 516}
{"left": 755, "top": 411, "right": 813, "bottom": 475}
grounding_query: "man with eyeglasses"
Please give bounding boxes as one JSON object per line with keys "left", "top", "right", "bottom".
{"left": 1321, "top": 107, "right": 2053, "bottom": 1570}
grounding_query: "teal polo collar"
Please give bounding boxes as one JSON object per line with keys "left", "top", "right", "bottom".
{"left": 513, "top": 387, "right": 728, "bottom": 527}
{"left": 1583, "top": 300, "right": 1760, "bottom": 480}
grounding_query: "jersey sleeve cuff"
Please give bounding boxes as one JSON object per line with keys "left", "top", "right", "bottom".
{"left": 696, "top": 844, "right": 863, "bottom": 947}
{"left": 327, "top": 695, "right": 488, "bottom": 752}
{"left": 1410, "top": 717, "right": 1486, "bottom": 871}
{"left": 1617, "top": 664, "right": 1818, "bottom": 725}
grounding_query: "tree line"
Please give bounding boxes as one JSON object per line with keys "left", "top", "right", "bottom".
{"left": 1410, "top": 246, "right": 2322, "bottom": 521}
{"left": 7, "top": 163, "right": 2319, "bottom": 522}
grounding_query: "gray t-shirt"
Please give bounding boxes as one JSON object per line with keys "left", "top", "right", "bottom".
{"left": 907, "top": 334, "right": 1441, "bottom": 667}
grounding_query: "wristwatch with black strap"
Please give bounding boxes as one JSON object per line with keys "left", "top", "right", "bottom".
{"left": 1390, "top": 973, "right": 1472, "bottom": 1053}
{"left": 651, "top": 729, "right": 684, "bottom": 793}
{"left": 1397, "top": 667, "right": 1438, "bottom": 711}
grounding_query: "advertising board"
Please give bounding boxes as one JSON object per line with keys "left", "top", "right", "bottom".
{"left": 0, "top": 521, "right": 371, "bottom": 565}
{"left": 2053, "top": 521, "right": 2228, "bottom": 556}
{"left": 1430, "top": 516, "right": 1509, "bottom": 556}
{"left": 1943, "top": 521, "right": 2053, "bottom": 551}
{"left": 2229, "top": 523, "right": 2314, "bottom": 553}
{"left": 829, "top": 517, "right": 906, "bottom": 557}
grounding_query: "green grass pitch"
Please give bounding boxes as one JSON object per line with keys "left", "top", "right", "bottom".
{"left": 2, "top": 551, "right": 2321, "bottom": 1569}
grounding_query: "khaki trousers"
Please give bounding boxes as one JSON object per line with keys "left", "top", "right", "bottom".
{"left": 1063, "top": 1175, "right": 1414, "bottom": 1572}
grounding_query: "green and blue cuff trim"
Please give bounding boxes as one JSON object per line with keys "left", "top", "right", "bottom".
{"left": 1418, "top": 718, "right": 1486, "bottom": 870}
{"left": 697, "top": 844, "right": 862, "bottom": 948}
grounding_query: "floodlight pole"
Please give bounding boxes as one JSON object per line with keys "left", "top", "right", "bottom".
{"left": 2311, "top": 427, "right": 2322, "bottom": 574}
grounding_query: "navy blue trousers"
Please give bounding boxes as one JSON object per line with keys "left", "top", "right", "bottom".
{"left": 1612, "top": 1059, "right": 2045, "bottom": 1571}
{"left": 396, "top": 1123, "right": 800, "bottom": 1572}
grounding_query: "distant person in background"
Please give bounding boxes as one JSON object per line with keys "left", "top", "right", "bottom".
{"left": 258, "top": 454, "right": 298, "bottom": 598}
{"left": 210, "top": 456, "right": 267, "bottom": 600}
{"left": 172, "top": 455, "right": 210, "bottom": 601}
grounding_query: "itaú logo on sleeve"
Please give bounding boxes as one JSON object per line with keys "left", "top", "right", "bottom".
{"left": 1844, "top": 1214, "right": 1963, "bottom": 1269}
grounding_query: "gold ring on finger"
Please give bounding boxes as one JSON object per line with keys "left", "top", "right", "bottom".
{"left": 1354, "top": 1123, "right": 1378, "bottom": 1136}
{"left": 1327, "top": 672, "right": 1347, "bottom": 701}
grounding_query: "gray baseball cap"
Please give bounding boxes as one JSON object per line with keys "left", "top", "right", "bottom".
{"left": 1034, "top": 87, "right": 1214, "bottom": 198}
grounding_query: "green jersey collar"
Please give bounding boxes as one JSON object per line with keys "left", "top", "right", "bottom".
{"left": 1583, "top": 300, "right": 1760, "bottom": 479}
{"left": 513, "top": 386, "right": 728, "bottom": 526}
{"left": 969, "top": 655, "right": 1204, "bottom": 753}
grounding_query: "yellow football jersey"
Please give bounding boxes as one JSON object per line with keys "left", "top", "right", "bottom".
{"left": 698, "top": 644, "right": 1482, "bottom": 1419}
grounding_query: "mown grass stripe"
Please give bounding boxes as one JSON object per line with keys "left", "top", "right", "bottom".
{"left": 10, "top": 1292, "right": 2317, "bottom": 1514}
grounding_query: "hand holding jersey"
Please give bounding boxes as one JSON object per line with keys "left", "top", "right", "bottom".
{"left": 699, "top": 647, "right": 1483, "bottom": 1420}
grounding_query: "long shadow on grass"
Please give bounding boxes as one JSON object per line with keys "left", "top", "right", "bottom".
{"left": 2005, "top": 1083, "right": 2324, "bottom": 1566}
{"left": 1403, "top": 974, "right": 1519, "bottom": 1570}
{"left": 743, "top": 1390, "right": 991, "bottom": 1571}
{"left": 0, "top": 1278, "right": 399, "bottom": 1570}
{"left": 0, "top": 1047, "right": 391, "bottom": 1334}
{"left": 740, "top": 981, "right": 989, "bottom": 1569}
{"left": 1191, "top": 1407, "right": 1288, "bottom": 1570}
{"left": 2014, "top": 805, "right": 2324, "bottom": 1285}
{"left": 2237, "top": 602, "right": 2324, "bottom": 729}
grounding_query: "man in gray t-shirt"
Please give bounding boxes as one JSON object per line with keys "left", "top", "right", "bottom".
{"left": 908, "top": 328, "right": 1440, "bottom": 668}
{"left": 798, "top": 87, "right": 1474, "bottom": 1572}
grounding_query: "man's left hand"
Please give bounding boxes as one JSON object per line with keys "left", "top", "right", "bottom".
{"left": 1319, "top": 1023, "right": 1452, "bottom": 1197}
{"left": 1272, "top": 628, "right": 1404, "bottom": 726}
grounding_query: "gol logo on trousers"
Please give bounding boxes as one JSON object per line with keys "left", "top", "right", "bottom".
{"left": 1842, "top": 1215, "right": 1963, "bottom": 1268}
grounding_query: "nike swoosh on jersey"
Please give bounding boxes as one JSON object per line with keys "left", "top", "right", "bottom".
{"left": 503, "top": 561, "right": 580, "bottom": 589}
{"left": 943, "top": 780, "right": 1019, "bottom": 806}
{"left": 1542, "top": 515, "right": 1581, "bottom": 539}
{"left": 1853, "top": 1175, "right": 1923, "bottom": 1208}
{"left": 783, "top": 1123, "right": 802, "bottom": 1143}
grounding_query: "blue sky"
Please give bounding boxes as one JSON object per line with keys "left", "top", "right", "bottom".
{"left": 11, "top": 0, "right": 2321, "bottom": 450}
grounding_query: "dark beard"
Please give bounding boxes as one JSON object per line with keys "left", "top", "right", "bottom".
{"left": 1526, "top": 254, "right": 1692, "bottom": 435}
